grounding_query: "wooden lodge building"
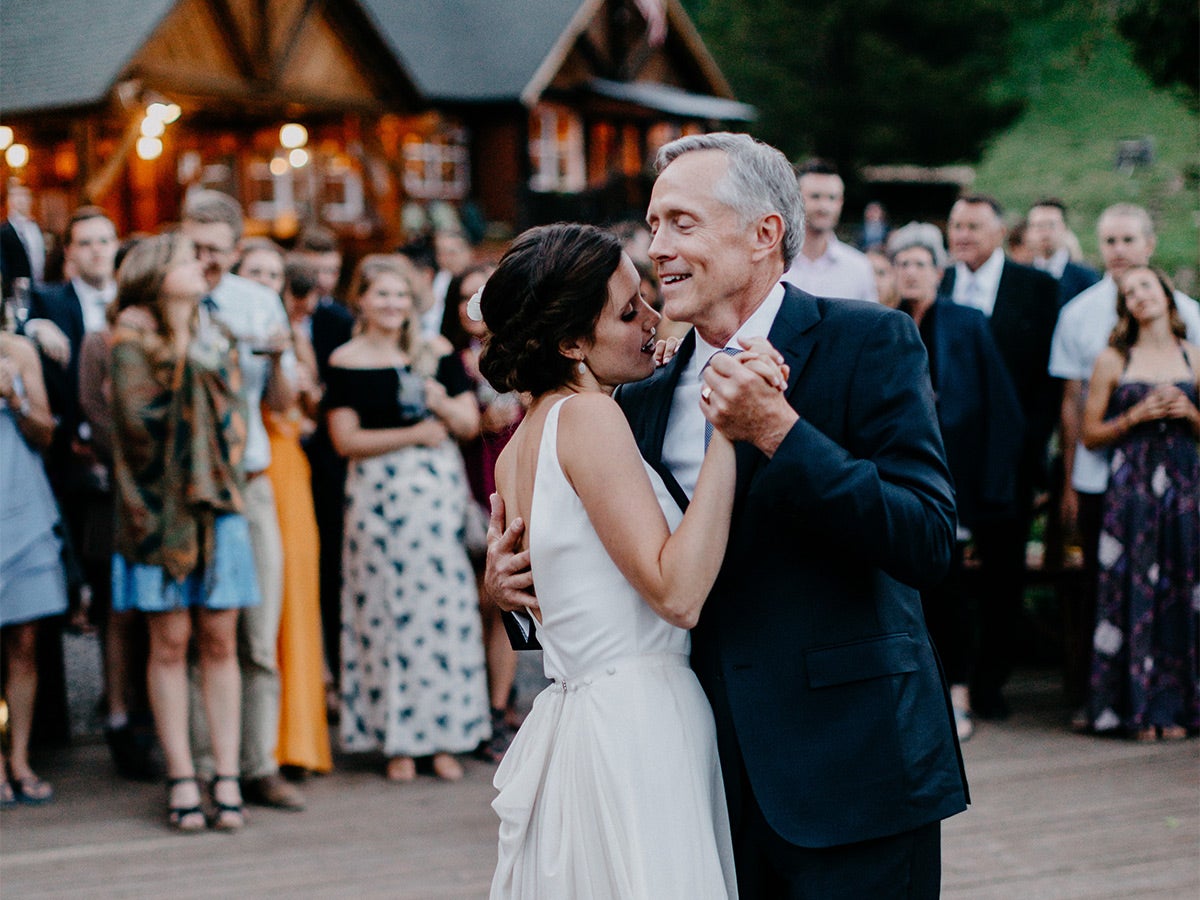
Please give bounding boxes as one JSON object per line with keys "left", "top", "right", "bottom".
{"left": 0, "top": 0, "right": 755, "bottom": 251}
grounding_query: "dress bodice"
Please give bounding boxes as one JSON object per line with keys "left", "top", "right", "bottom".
{"left": 1108, "top": 379, "right": 1199, "bottom": 444}
{"left": 529, "top": 396, "right": 689, "bottom": 681}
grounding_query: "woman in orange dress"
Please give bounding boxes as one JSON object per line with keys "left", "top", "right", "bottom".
{"left": 236, "top": 244, "right": 332, "bottom": 776}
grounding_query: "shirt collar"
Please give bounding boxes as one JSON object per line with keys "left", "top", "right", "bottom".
{"left": 693, "top": 282, "right": 786, "bottom": 371}
{"left": 955, "top": 247, "right": 1004, "bottom": 292}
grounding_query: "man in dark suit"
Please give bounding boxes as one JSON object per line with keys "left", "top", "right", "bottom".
{"left": 490, "top": 133, "right": 967, "bottom": 897}
{"left": 1027, "top": 198, "right": 1101, "bottom": 306}
{"left": 25, "top": 208, "right": 118, "bottom": 465}
{"left": 1, "top": 182, "right": 44, "bottom": 298}
{"left": 292, "top": 226, "right": 354, "bottom": 678}
{"left": 941, "top": 195, "right": 1061, "bottom": 720}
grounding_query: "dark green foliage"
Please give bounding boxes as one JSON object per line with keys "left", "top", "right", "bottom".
{"left": 682, "top": 0, "right": 1027, "bottom": 167}
{"left": 1114, "top": 0, "right": 1200, "bottom": 111}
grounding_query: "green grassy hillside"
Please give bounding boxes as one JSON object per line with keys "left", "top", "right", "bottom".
{"left": 973, "top": 13, "right": 1198, "bottom": 284}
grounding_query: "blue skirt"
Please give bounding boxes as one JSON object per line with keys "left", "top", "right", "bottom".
{"left": 112, "top": 514, "right": 261, "bottom": 613}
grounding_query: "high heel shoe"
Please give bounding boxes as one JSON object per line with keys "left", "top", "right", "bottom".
{"left": 166, "top": 776, "right": 206, "bottom": 833}
{"left": 208, "top": 774, "right": 245, "bottom": 831}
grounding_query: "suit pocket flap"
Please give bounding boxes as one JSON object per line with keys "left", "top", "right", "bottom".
{"left": 806, "top": 633, "right": 920, "bottom": 688}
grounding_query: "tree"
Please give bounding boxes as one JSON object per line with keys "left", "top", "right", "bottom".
{"left": 684, "top": 0, "right": 1026, "bottom": 168}
{"left": 1114, "top": 0, "right": 1199, "bottom": 111}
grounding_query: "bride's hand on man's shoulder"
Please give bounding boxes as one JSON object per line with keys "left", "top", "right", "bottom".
{"left": 653, "top": 335, "right": 681, "bottom": 368}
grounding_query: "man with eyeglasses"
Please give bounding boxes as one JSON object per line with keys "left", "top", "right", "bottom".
{"left": 180, "top": 190, "right": 305, "bottom": 812}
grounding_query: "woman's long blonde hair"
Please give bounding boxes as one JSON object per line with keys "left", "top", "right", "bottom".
{"left": 347, "top": 254, "right": 439, "bottom": 375}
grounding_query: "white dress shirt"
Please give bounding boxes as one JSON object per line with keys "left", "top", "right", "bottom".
{"left": 952, "top": 248, "right": 1006, "bottom": 317}
{"left": 1034, "top": 247, "right": 1071, "bottom": 280}
{"left": 782, "top": 235, "right": 878, "bottom": 302}
{"left": 1048, "top": 275, "right": 1200, "bottom": 493}
{"left": 73, "top": 277, "right": 116, "bottom": 334}
{"left": 207, "top": 273, "right": 296, "bottom": 475}
{"left": 662, "top": 282, "right": 786, "bottom": 498}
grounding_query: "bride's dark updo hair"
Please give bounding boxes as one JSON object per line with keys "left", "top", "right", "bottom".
{"left": 479, "top": 223, "right": 623, "bottom": 396}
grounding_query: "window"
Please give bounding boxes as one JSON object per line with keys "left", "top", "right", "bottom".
{"left": 529, "top": 104, "right": 585, "bottom": 193}
{"left": 402, "top": 124, "right": 470, "bottom": 200}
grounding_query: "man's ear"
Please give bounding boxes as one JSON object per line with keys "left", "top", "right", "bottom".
{"left": 750, "top": 212, "right": 785, "bottom": 264}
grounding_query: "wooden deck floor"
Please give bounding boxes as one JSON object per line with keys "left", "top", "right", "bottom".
{"left": 2, "top": 668, "right": 1196, "bottom": 899}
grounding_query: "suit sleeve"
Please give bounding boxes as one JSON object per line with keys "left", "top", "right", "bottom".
{"left": 752, "top": 311, "right": 956, "bottom": 589}
{"left": 976, "top": 316, "right": 1024, "bottom": 509}
{"left": 1026, "top": 272, "right": 1064, "bottom": 460}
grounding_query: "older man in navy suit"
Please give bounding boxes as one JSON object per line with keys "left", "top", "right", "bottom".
{"left": 941, "top": 195, "right": 1061, "bottom": 720}
{"left": 489, "top": 133, "right": 967, "bottom": 898}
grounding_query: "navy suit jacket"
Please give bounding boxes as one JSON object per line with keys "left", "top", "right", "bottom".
{"left": 28, "top": 281, "right": 87, "bottom": 469}
{"left": 310, "top": 298, "right": 355, "bottom": 384}
{"left": 924, "top": 300, "right": 1024, "bottom": 528}
{"left": 1056, "top": 260, "right": 1100, "bottom": 308}
{"left": 618, "top": 285, "right": 969, "bottom": 848}
{"left": 1, "top": 220, "right": 34, "bottom": 298}
{"left": 941, "top": 259, "right": 1061, "bottom": 478}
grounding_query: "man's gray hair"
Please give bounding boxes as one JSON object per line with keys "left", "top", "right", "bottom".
{"left": 182, "top": 189, "right": 245, "bottom": 241}
{"left": 655, "top": 132, "right": 804, "bottom": 268}
{"left": 886, "top": 222, "right": 948, "bottom": 270}
{"left": 1098, "top": 203, "right": 1155, "bottom": 240}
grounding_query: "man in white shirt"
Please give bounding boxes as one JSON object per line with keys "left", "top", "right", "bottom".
{"left": 181, "top": 189, "right": 304, "bottom": 811}
{"left": 1048, "top": 202, "right": 1200, "bottom": 716}
{"left": 781, "top": 160, "right": 877, "bottom": 302}
{"left": 422, "top": 229, "right": 474, "bottom": 338}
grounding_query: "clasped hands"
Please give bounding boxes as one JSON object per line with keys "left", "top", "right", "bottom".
{"left": 485, "top": 336, "right": 794, "bottom": 617}
{"left": 1128, "top": 382, "right": 1197, "bottom": 425}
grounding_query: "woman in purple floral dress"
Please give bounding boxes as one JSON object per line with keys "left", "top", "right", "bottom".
{"left": 1082, "top": 266, "right": 1199, "bottom": 740}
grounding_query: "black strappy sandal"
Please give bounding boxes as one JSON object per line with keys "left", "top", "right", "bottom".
{"left": 208, "top": 774, "right": 245, "bottom": 831}
{"left": 166, "top": 776, "right": 206, "bottom": 833}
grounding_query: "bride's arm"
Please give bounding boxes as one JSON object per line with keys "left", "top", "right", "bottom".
{"left": 559, "top": 393, "right": 735, "bottom": 629}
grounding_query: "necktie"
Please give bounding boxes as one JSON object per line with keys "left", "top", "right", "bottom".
{"left": 703, "top": 347, "right": 740, "bottom": 449}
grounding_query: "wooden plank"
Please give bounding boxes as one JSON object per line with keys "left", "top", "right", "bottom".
{"left": 1, "top": 668, "right": 1196, "bottom": 898}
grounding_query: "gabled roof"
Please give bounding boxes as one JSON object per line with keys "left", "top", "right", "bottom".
{"left": 0, "top": 0, "right": 177, "bottom": 115}
{"left": 358, "top": 0, "right": 588, "bottom": 104}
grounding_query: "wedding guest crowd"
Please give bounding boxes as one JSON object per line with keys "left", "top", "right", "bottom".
{"left": 1, "top": 157, "right": 1195, "bottom": 832}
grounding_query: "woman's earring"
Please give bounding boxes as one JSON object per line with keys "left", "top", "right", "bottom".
{"left": 578, "top": 360, "right": 587, "bottom": 374}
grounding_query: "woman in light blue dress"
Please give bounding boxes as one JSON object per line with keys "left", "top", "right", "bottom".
{"left": 0, "top": 328, "right": 66, "bottom": 808}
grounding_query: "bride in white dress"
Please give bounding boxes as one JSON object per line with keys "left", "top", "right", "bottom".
{"left": 478, "top": 224, "right": 782, "bottom": 899}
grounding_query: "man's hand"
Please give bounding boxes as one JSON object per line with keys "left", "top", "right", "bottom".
{"left": 24, "top": 319, "right": 71, "bottom": 367}
{"left": 484, "top": 493, "right": 538, "bottom": 617}
{"left": 701, "top": 336, "right": 797, "bottom": 457}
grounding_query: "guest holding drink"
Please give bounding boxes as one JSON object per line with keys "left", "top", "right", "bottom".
{"left": 326, "top": 255, "right": 490, "bottom": 782}
{"left": 0, "top": 324, "right": 64, "bottom": 808}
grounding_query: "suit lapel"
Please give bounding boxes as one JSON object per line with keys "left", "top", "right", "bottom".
{"left": 64, "top": 283, "right": 85, "bottom": 344}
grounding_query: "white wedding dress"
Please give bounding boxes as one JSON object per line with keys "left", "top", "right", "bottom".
{"left": 491, "top": 396, "right": 737, "bottom": 899}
